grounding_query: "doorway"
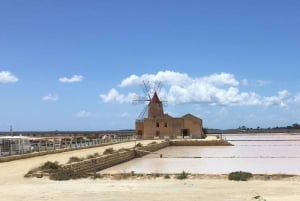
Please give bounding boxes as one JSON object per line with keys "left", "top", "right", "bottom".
{"left": 182, "top": 129, "right": 190, "bottom": 137}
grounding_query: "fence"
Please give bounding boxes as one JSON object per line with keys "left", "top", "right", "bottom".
{"left": 0, "top": 135, "right": 135, "bottom": 159}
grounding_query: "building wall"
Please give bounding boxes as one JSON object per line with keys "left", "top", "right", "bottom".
{"left": 135, "top": 121, "right": 144, "bottom": 139}
{"left": 136, "top": 114, "right": 203, "bottom": 139}
{"left": 170, "top": 118, "right": 184, "bottom": 137}
{"left": 142, "top": 117, "right": 172, "bottom": 139}
{"left": 148, "top": 103, "right": 164, "bottom": 118}
{"left": 182, "top": 114, "right": 203, "bottom": 138}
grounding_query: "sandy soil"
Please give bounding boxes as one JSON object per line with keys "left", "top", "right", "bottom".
{"left": 1, "top": 140, "right": 300, "bottom": 201}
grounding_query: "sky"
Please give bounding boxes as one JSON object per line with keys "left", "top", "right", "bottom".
{"left": 0, "top": 0, "right": 300, "bottom": 131}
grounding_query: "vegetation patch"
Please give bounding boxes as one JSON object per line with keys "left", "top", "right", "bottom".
{"left": 40, "top": 161, "right": 61, "bottom": 172}
{"left": 86, "top": 152, "right": 100, "bottom": 159}
{"left": 24, "top": 168, "right": 39, "bottom": 178}
{"left": 103, "top": 147, "right": 115, "bottom": 155}
{"left": 112, "top": 173, "right": 133, "bottom": 180}
{"left": 228, "top": 171, "right": 253, "bottom": 181}
{"left": 152, "top": 173, "right": 161, "bottom": 178}
{"left": 164, "top": 174, "right": 171, "bottom": 179}
{"left": 68, "top": 153, "right": 101, "bottom": 163}
{"left": 176, "top": 171, "right": 189, "bottom": 180}
{"left": 24, "top": 161, "right": 89, "bottom": 180}
{"left": 148, "top": 141, "right": 158, "bottom": 145}
{"left": 117, "top": 148, "right": 131, "bottom": 153}
{"left": 135, "top": 142, "right": 143, "bottom": 148}
{"left": 252, "top": 194, "right": 267, "bottom": 201}
{"left": 67, "top": 156, "right": 84, "bottom": 164}
{"left": 90, "top": 173, "right": 104, "bottom": 180}
{"left": 49, "top": 169, "right": 89, "bottom": 180}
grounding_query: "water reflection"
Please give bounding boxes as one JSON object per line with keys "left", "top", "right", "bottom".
{"left": 101, "top": 134, "right": 300, "bottom": 174}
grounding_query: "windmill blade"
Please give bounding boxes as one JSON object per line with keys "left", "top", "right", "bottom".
{"left": 137, "top": 105, "right": 148, "bottom": 120}
{"left": 161, "top": 100, "right": 168, "bottom": 107}
{"left": 142, "top": 80, "right": 152, "bottom": 99}
{"left": 132, "top": 95, "right": 151, "bottom": 105}
{"left": 154, "top": 81, "right": 162, "bottom": 93}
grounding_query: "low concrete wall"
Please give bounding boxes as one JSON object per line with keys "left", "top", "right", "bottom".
{"left": 63, "top": 141, "right": 170, "bottom": 173}
{"left": 135, "top": 141, "right": 170, "bottom": 157}
{"left": 63, "top": 150, "right": 136, "bottom": 173}
{"left": 170, "top": 140, "right": 232, "bottom": 146}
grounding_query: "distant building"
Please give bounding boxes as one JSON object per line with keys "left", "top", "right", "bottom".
{"left": 135, "top": 91, "right": 204, "bottom": 139}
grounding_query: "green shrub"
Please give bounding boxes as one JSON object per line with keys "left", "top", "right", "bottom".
{"left": 176, "top": 171, "right": 188, "bottom": 180}
{"left": 93, "top": 153, "right": 100, "bottom": 157}
{"left": 87, "top": 153, "right": 101, "bottom": 159}
{"left": 103, "top": 147, "right": 115, "bottom": 155}
{"left": 40, "top": 161, "right": 61, "bottom": 171}
{"left": 228, "top": 171, "right": 253, "bottom": 181}
{"left": 164, "top": 174, "right": 170, "bottom": 179}
{"left": 91, "top": 173, "right": 103, "bottom": 180}
{"left": 117, "top": 148, "right": 130, "bottom": 153}
{"left": 148, "top": 141, "right": 157, "bottom": 145}
{"left": 49, "top": 169, "right": 88, "bottom": 180}
{"left": 67, "top": 156, "right": 83, "bottom": 163}
{"left": 86, "top": 154, "right": 95, "bottom": 159}
{"left": 135, "top": 142, "right": 143, "bottom": 148}
{"left": 253, "top": 195, "right": 266, "bottom": 201}
{"left": 24, "top": 169, "right": 35, "bottom": 178}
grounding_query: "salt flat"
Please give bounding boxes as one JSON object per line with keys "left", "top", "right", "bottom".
{"left": 1, "top": 138, "right": 300, "bottom": 201}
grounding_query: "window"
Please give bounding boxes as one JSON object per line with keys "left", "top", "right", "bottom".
{"left": 164, "top": 122, "right": 168, "bottom": 127}
{"left": 156, "top": 122, "right": 159, "bottom": 127}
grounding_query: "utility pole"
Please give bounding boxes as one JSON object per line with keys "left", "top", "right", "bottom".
{"left": 10, "top": 125, "right": 13, "bottom": 137}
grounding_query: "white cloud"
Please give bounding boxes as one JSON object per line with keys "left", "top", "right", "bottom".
{"left": 119, "top": 70, "right": 192, "bottom": 87}
{"left": 201, "top": 72, "right": 239, "bottom": 86}
{"left": 0, "top": 71, "right": 19, "bottom": 83}
{"left": 59, "top": 75, "right": 83, "bottom": 83}
{"left": 100, "top": 88, "right": 137, "bottom": 103}
{"left": 262, "top": 90, "right": 289, "bottom": 108}
{"left": 75, "top": 110, "right": 91, "bottom": 118}
{"left": 294, "top": 93, "right": 300, "bottom": 104}
{"left": 100, "top": 70, "right": 291, "bottom": 108}
{"left": 119, "top": 74, "right": 140, "bottom": 87}
{"left": 42, "top": 94, "right": 59, "bottom": 101}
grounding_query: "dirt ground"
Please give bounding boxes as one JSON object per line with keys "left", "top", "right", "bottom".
{"left": 1, "top": 140, "right": 300, "bottom": 201}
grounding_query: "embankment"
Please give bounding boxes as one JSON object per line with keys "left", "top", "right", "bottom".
{"left": 62, "top": 141, "right": 169, "bottom": 173}
{"left": 170, "top": 139, "right": 233, "bottom": 146}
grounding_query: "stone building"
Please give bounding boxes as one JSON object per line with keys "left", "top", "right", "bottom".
{"left": 135, "top": 91, "right": 204, "bottom": 139}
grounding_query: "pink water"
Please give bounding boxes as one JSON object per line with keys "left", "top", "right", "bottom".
{"left": 101, "top": 134, "right": 300, "bottom": 174}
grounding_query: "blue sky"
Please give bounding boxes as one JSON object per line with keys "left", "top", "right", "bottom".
{"left": 0, "top": 0, "right": 300, "bottom": 131}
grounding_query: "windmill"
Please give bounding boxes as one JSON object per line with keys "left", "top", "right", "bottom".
{"left": 133, "top": 80, "right": 166, "bottom": 120}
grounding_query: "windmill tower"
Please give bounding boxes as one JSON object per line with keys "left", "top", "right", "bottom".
{"left": 133, "top": 81, "right": 165, "bottom": 120}
{"left": 148, "top": 91, "right": 164, "bottom": 118}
